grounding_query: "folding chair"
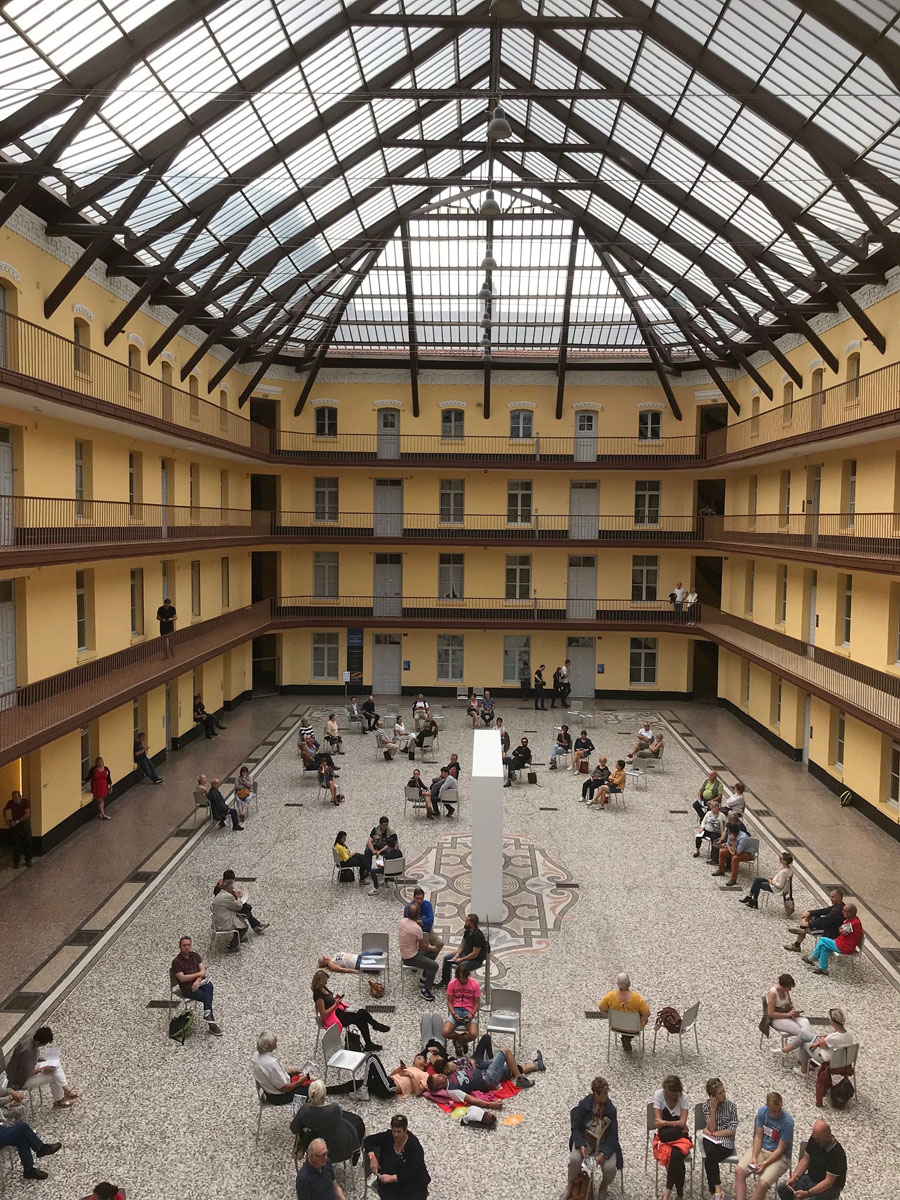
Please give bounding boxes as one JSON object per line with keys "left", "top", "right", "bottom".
{"left": 381, "top": 855, "right": 407, "bottom": 895}
{"left": 607, "top": 1008, "right": 644, "bottom": 1060}
{"left": 693, "top": 1103, "right": 735, "bottom": 1191}
{"left": 419, "top": 735, "right": 437, "bottom": 763}
{"left": 332, "top": 848, "right": 362, "bottom": 884}
{"left": 653, "top": 1001, "right": 700, "bottom": 1060}
{"left": 485, "top": 988, "right": 521, "bottom": 1055}
{"left": 347, "top": 707, "right": 365, "bottom": 734}
{"left": 191, "top": 788, "right": 212, "bottom": 825}
{"left": 321, "top": 1024, "right": 367, "bottom": 1090}
{"left": 255, "top": 1081, "right": 279, "bottom": 1143}
{"left": 358, "top": 932, "right": 390, "bottom": 995}
{"left": 404, "top": 784, "right": 428, "bottom": 817}
{"left": 807, "top": 1041, "right": 859, "bottom": 1102}
{"left": 209, "top": 916, "right": 240, "bottom": 954}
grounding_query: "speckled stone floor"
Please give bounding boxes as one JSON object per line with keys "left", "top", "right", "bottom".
{"left": 4, "top": 701, "right": 894, "bottom": 1199}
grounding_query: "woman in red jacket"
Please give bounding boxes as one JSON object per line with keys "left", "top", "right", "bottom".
{"left": 806, "top": 903, "right": 863, "bottom": 975}
{"left": 85, "top": 756, "right": 113, "bottom": 820}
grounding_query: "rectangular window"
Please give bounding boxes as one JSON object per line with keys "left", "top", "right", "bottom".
{"left": 778, "top": 564, "right": 788, "bottom": 625}
{"left": 438, "top": 554, "right": 464, "bottom": 599}
{"left": 314, "top": 477, "right": 339, "bottom": 522}
{"left": 633, "top": 480, "right": 660, "bottom": 525}
{"left": 441, "top": 409, "right": 464, "bottom": 440}
{"left": 638, "top": 410, "right": 661, "bottom": 440}
{"left": 221, "top": 556, "right": 230, "bottom": 608}
{"left": 503, "top": 634, "right": 530, "bottom": 683}
{"left": 439, "top": 479, "right": 464, "bottom": 524}
{"left": 315, "top": 406, "right": 338, "bottom": 437}
{"left": 890, "top": 741, "right": 900, "bottom": 808}
{"left": 161, "top": 560, "right": 173, "bottom": 606}
{"left": 75, "top": 568, "right": 94, "bottom": 651}
{"left": 437, "top": 633, "right": 464, "bottom": 681}
{"left": 74, "top": 439, "right": 88, "bottom": 517}
{"left": 312, "top": 632, "right": 339, "bottom": 679}
{"left": 741, "top": 659, "right": 750, "bottom": 705}
{"left": 778, "top": 470, "right": 791, "bottom": 527}
{"left": 631, "top": 555, "right": 658, "bottom": 601}
{"left": 189, "top": 462, "right": 199, "bottom": 515}
{"left": 80, "top": 726, "right": 92, "bottom": 786}
{"left": 313, "top": 551, "right": 339, "bottom": 598}
{"left": 505, "top": 555, "right": 531, "bottom": 600}
{"left": 73, "top": 319, "right": 90, "bottom": 375}
{"left": 509, "top": 409, "right": 533, "bottom": 439}
{"left": 746, "top": 561, "right": 755, "bottom": 615}
{"left": 834, "top": 710, "right": 846, "bottom": 769}
{"left": 842, "top": 459, "right": 856, "bottom": 530}
{"left": 629, "top": 637, "right": 657, "bottom": 685}
{"left": 782, "top": 381, "right": 794, "bottom": 424}
{"left": 771, "top": 679, "right": 782, "bottom": 727}
{"left": 132, "top": 698, "right": 141, "bottom": 745}
{"left": 839, "top": 575, "right": 852, "bottom": 645}
{"left": 191, "top": 560, "right": 201, "bottom": 618}
{"left": 507, "top": 480, "right": 533, "bottom": 525}
{"left": 130, "top": 568, "right": 144, "bottom": 636}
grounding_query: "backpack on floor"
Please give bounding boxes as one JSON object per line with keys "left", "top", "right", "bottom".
{"left": 830, "top": 1077, "right": 855, "bottom": 1108}
{"left": 338, "top": 867, "right": 355, "bottom": 883}
{"left": 365, "top": 1054, "right": 395, "bottom": 1099}
{"left": 168, "top": 1009, "right": 194, "bottom": 1044}
{"left": 344, "top": 1029, "right": 365, "bottom": 1053}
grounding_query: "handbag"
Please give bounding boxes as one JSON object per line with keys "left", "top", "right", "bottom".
{"left": 578, "top": 759, "right": 590, "bottom": 774}
{"left": 782, "top": 878, "right": 795, "bottom": 917}
{"left": 527, "top": 770, "right": 538, "bottom": 785}
{"left": 368, "top": 979, "right": 385, "bottom": 999}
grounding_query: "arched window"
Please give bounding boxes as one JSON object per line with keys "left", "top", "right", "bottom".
{"left": 189, "top": 373, "right": 199, "bottom": 420}
{"left": 219, "top": 388, "right": 229, "bottom": 431}
{"left": 782, "top": 381, "right": 793, "bottom": 424}
{"left": 73, "top": 318, "right": 91, "bottom": 376}
{"left": 128, "top": 345, "right": 142, "bottom": 397}
{"left": 315, "top": 405, "right": 338, "bottom": 437}
{"left": 750, "top": 395, "right": 760, "bottom": 438}
{"left": 846, "top": 352, "right": 860, "bottom": 403}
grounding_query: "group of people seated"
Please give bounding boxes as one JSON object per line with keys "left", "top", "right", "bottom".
{"left": 299, "top": 731, "right": 343, "bottom": 804}
{"left": 0, "top": 1026, "right": 79, "bottom": 1182}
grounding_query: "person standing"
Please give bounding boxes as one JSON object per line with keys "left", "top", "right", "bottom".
{"left": 533, "top": 664, "right": 547, "bottom": 710}
{"left": 671, "top": 581, "right": 686, "bottom": 616}
{"left": 364, "top": 1114, "right": 430, "bottom": 1200}
{"left": 156, "top": 596, "right": 177, "bottom": 658}
{"left": 3, "top": 789, "right": 34, "bottom": 867}
{"left": 560, "top": 659, "right": 572, "bottom": 703}
{"left": 133, "top": 731, "right": 162, "bottom": 785}
{"left": 85, "top": 756, "right": 113, "bottom": 820}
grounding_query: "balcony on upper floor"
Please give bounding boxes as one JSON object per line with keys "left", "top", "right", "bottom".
{"left": 709, "top": 513, "right": 900, "bottom": 573}
{"left": 4, "top": 308, "right": 900, "bottom": 468}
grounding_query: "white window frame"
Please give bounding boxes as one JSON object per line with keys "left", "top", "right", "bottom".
{"left": 509, "top": 409, "right": 533, "bottom": 439}
{"left": 503, "top": 634, "right": 530, "bottom": 683}
{"left": 634, "top": 480, "right": 660, "bottom": 526}
{"left": 441, "top": 409, "right": 465, "bottom": 440}
{"left": 632, "top": 555, "right": 658, "bottom": 601}
{"left": 130, "top": 568, "right": 144, "bottom": 636}
{"left": 315, "top": 406, "right": 338, "bottom": 438}
{"left": 437, "top": 634, "right": 464, "bottom": 681}
{"left": 507, "top": 480, "right": 533, "bottom": 525}
{"left": 312, "top": 632, "right": 339, "bottom": 680}
{"left": 629, "top": 637, "right": 657, "bottom": 685}
{"left": 505, "top": 555, "right": 531, "bottom": 600}
{"left": 638, "top": 410, "right": 661, "bottom": 440}
{"left": 439, "top": 479, "right": 464, "bottom": 524}
{"left": 438, "top": 553, "right": 464, "bottom": 599}
{"left": 314, "top": 477, "right": 339, "bottom": 522}
{"left": 313, "top": 551, "right": 339, "bottom": 598}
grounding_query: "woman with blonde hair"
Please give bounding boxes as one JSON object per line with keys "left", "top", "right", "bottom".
{"left": 291, "top": 1078, "right": 366, "bottom": 1160}
{"left": 312, "top": 968, "right": 390, "bottom": 1051}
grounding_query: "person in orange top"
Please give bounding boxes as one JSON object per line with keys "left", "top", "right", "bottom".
{"left": 598, "top": 972, "right": 650, "bottom": 1051}
{"left": 588, "top": 760, "right": 627, "bottom": 808}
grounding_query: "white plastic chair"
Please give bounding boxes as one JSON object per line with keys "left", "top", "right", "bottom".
{"left": 321, "top": 1024, "right": 367, "bottom": 1090}
{"left": 486, "top": 987, "right": 521, "bottom": 1055}
{"left": 404, "top": 784, "right": 428, "bottom": 817}
{"left": 209, "top": 917, "right": 240, "bottom": 953}
{"left": 419, "top": 734, "right": 437, "bottom": 762}
{"left": 607, "top": 1008, "right": 644, "bottom": 1060}
{"left": 191, "top": 788, "right": 211, "bottom": 825}
{"left": 332, "top": 847, "right": 362, "bottom": 884}
{"left": 359, "top": 933, "right": 390, "bottom": 995}
{"left": 255, "top": 1081, "right": 278, "bottom": 1142}
{"left": 653, "top": 1001, "right": 700, "bottom": 1060}
{"left": 806, "top": 1041, "right": 859, "bottom": 1101}
{"left": 381, "top": 854, "right": 406, "bottom": 894}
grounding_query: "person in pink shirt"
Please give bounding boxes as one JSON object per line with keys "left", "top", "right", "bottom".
{"left": 442, "top": 964, "right": 482, "bottom": 1050}
{"left": 806, "top": 904, "right": 863, "bottom": 975}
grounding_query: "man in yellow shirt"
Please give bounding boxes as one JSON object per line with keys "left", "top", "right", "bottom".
{"left": 598, "top": 972, "right": 651, "bottom": 1052}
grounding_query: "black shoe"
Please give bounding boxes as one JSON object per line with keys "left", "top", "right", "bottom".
{"left": 534, "top": 1050, "right": 546, "bottom": 1072}
{"left": 739, "top": 896, "right": 751, "bottom": 904}
{"left": 747, "top": 899, "right": 759, "bottom": 909}
{"left": 503, "top": 781, "right": 512, "bottom": 788}
{"left": 23, "top": 1169, "right": 49, "bottom": 1180}
{"left": 366, "top": 1042, "right": 383, "bottom": 1052}
{"left": 420, "top": 988, "right": 435, "bottom": 1001}
{"left": 36, "top": 1143, "right": 61, "bottom": 1159}
{"left": 218, "top": 724, "right": 227, "bottom": 729}
{"left": 373, "top": 1021, "right": 391, "bottom": 1033}
{"left": 153, "top": 779, "right": 164, "bottom": 785}
{"left": 217, "top": 820, "right": 226, "bottom": 827}
{"left": 517, "top": 1075, "right": 534, "bottom": 1088}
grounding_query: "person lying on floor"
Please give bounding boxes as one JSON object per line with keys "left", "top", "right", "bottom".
{"left": 426, "top": 1034, "right": 545, "bottom": 1093}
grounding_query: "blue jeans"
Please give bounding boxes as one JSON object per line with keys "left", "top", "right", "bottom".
{"left": 551, "top": 745, "right": 569, "bottom": 761}
{"left": 480, "top": 1050, "right": 509, "bottom": 1090}
{"left": 811, "top": 937, "right": 839, "bottom": 970}
{"left": 0, "top": 1121, "right": 47, "bottom": 1172}
{"left": 136, "top": 753, "right": 161, "bottom": 783}
{"left": 778, "top": 1175, "right": 839, "bottom": 1200}
{"left": 181, "top": 980, "right": 214, "bottom": 1017}
{"left": 749, "top": 878, "right": 773, "bottom": 900}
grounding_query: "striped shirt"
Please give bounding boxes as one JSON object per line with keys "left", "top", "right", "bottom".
{"left": 701, "top": 1098, "right": 739, "bottom": 1148}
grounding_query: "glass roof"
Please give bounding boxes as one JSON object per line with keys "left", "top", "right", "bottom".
{"left": 1, "top": 0, "right": 898, "bottom": 378}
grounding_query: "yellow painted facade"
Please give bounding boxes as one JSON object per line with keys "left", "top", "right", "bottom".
{"left": 2, "top": 222, "right": 900, "bottom": 841}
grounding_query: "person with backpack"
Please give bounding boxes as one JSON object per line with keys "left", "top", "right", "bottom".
{"left": 171, "top": 936, "right": 222, "bottom": 1036}
{"left": 565, "top": 1076, "right": 622, "bottom": 1200}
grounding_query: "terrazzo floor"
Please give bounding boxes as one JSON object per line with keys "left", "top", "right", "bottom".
{"left": 4, "top": 701, "right": 896, "bottom": 1199}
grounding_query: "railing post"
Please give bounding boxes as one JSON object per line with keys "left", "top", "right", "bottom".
{"left": 535, "top": 433, "right": 541, "bottom": 462}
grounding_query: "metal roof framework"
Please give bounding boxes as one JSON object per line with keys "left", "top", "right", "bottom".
{"left": 1, "top": 0, "right": 899, "bottom": 413}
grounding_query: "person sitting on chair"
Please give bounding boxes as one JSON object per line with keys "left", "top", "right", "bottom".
{"left": 427, "top": 767, "right": 457, "bottom": 818}
{"left": 333, "top": 831, "right": 368, "bottom": 882}
{"left": 375, "top": 720, "right": 399, "bottom": 761}
{"left": 348, "top": 697, "right": 367, "bottom": 734}
{"left": 694, "top": 798, "right": 726, "bottom": 859}
{"left": 700, "top": 1078, "right": 740, "bottom": 1200}
{"left": 292, "top": 1081, "right": 366, "bottom": 1166}
{"left": 399, "top": 903, "right": 439, "bottom": 1000}
{"left": 171, "top": 936, "right": 222, "bottom": 1035}
{"left": 364, "top": 817, "right": 393, "bottom": 887}
{"left": 324, "top": 714, "right": 344, "bottom": 755}
{"left": 194, "top": 693, "right": 226, "bottom": 739}
{"left": 597, "top": 973, "right": 649, "bottom": 1051}
{"left": 548, "top": 724, "right": 572, "bottom": 770}
{"left": 804, "top": 904, "right": 863, "bottom": 976}
{"left": 741, "top": 853, "right": 794, "bottom": 909}
{"left": 797, "top": 1009, "right": 856, "bottom": 1103}
{"left": 207, "top": 777, "right": 243, "bottom": 830}
{"left": 652, "top": 1074, "right": 692, "bottom": 1200}
{"left": 442, "top": 964, "right": 481, "bottom": 1051}
{"left": 502, "top": 737, "right": 531, "bottom": 786}
{"left": 735, "top": 1093, "right": 793, "bottom": 1200}
{"left": 628, "top": 731, "right": 664, "bottom": 763}
{"left": 776, "top": 1120, "right": 846, "bottom": 1200}
{"left": 409, "top": 719, "right": 439, "bottom": 761}
{"left": 439, "top": 913, "right": 489, "bottom": 987}
{"left": 253, "top": 1031, "right": 310, "bottom": 1104}
{"left": 6, "top": 1026, "right": 79, "bottom": 1109}
{"left": 784, "top": 889, "right": 844, "bottom": 955}
{"left": 404, "top": 887, "right": 443, "bottom": 955}
{"left": 366, "top": 834, "right": 402, "bottom": 896}
{"left": 711, "top": 820, "right": 754, "bottom": 885}
{"left": 211, "top": 876, "right": 251, "bottom": 952}
{"left": 296, "top": 1138, "right": 347, "bottom": 1200}
{"left": 571, "top": 731, "right": 595, "bottom": 773}
{"left": 411, "top": 694, "right": 431, "bottom": 730}
{"left": 214, "top": 868, "right": 269, "bottom": 934}
{"left": 312, "top": 970, "right": 390, "bottom": 1052}
{"left": 629, "top": 720, "right": 653, "bottom": 759}
{"left": 0, "top": 1093, "right": 61, "bottom": 1183}
{"left": 693, "top": 769, "right": 725, "bottom": 821}
{"left": 479, "top": 690, "right": 495, "bottom": 725}
{"left": 394, "top": 716, "right": 410, "bottom": 751}
{"left": 588, "top": 761, "right": 626, "bottom": 809}
{"left": 581, "top": 757, "right": 610, "bottom": 803}
{"left": 361, "top": 696, "right": 379, "bottom": 731}
{"left": 565, "top": 1076, "right": 622, "bottom": 1200}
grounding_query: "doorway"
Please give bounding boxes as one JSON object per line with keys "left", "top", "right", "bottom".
{"left": 693, "top": 556, "right": 722, "bottom": 608}
{"left": 691, "top": 641, "right": 718, "bottom": 700}
{"left": 805, "top": 569, "right": 817, "bottom": 653}
{"left": 0, "top": 426, "right": 13, "bottom": 546}
{"left": 164, "top": 682, "right": 173, "bottom": 752}
{"left": 250, "top": 397, "right": 278, "bottom": 434}
{"left": 801, "top": 693, "right": 811, "bottom": 764}
{"left": 377, "top": 408, "right": 400, "bottom": 459}
{"left": 698, "top": 404, "right": 728, "bottom": 436}
{"left": 573, "top": 410, "right": 597, "bottom": 461}
{"left": 0, "top": 579, "right": 16, "bottom": 708}
{"left": 695, "top": 478, "right": 725, "bottom": 518}
{"left": 568, "top": 481, "right": 599, "bottom": 539}
{"left": 374, "top": 479, "right": 403, "bottom": 536}
{"left": 252, "top": 633, "right": 279, "bottom": 694}
{"left": 372, "top": 633, "right": 402, "bottom": 694}
{"left": 251, "top": 551, "right": 279, "bottom": 602}
{"left": 373, "top": 554, "right": 402, "bottom": 617}
{"left": 250, "top": 473, "right": 279, "bottom": 512}
{"left": 566, "top": 636, "right": 595, "bottom": 699}
{"left": 566, "top": 555, "right": 596, "bottom": 620}
{"left": 805, "top": 465, "right": 821, "bottom": 546}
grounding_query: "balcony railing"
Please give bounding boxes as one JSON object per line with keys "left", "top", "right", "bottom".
{"left": 714, "top": 512, "right": 900, "bottom": 558}
{"left": 273, "top": 596, "right": 692, "bottom": 623}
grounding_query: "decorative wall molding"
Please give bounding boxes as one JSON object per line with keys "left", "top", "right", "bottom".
{"left": 220, "top": 382, "right": 229, "bottom": 392}
{"left": 373, "top": 398, "right": 403, "bottom": 409}
{"left": 844, "top": 340, "right": 861, "bottom": 354}
{"left": 694, "top": 389, "right": 724, "bottom": 401}
{"left": 636, "top": 400, "right": 665, "bottom": 411}
{"left": 572, "top": 400, "right": 604, "bottom": 411}
{"left": 310, "top": 397, "right": 339, "bottom": 408}
{"left": 126, "top": 332, "right": 143, "bottom": 347}
{"left": 507, "top": 400, "right": 536, "bottom": 410}
{"left": 254, "top": 384, "right": 283, "bottom": 395}
{"left": 750, "top": 388, "right": 761, "bottom": 398}
{"left": 72, "top": 304, "right": 93, "bottom": 321}
{"left": 438, "top": 399, "right": 467, "bottom": 409}
{"left": 0, "top": 262, "right": 22, "bottom": 283}
{"left": 809, "top": 357, "right": 824, "bottom": 369}
{"left": 160, "top": 351, "right": 175, "bottom": 364}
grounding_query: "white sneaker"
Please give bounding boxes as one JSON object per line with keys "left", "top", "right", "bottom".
{"left": 365, "top": 886, "right": 377, "bottom": 896}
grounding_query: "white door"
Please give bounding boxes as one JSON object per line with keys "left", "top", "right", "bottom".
{"left": 372, "top": 634, "right": 402, "bottom": 694}
{"left": 0, "top": 581, "right": 16, "bottom": 710}
{"left": 805, "top": 465, "right": 821, "bottom": 547}
{"left": 806, "top": 569, "right": 817, "bottom": 655}
{"left": 567, "top": 636, "right": 595, "bottom": 700}
{"left": 374, "top": 479, "right": 403, "bottom": 537}
{"left": 160, "top": 459, "right": 170, "bottom": 536}
{"left": 574, "top": 410, "right": 597, "bottom": 462}
{"left": 569, "top": 481, "right": 599, "bottom": 539}
{"left": 373, "top": 554, "right": 402, "bottom": 617}
{"left": 377, "top": 408, "right": 400, "bottom": 459}
{"left": 164, "top": 683, "right": 173, "bottom": 752}
{"left": 802, "top": 693, "right": 811, "bottom": 764}
{"left": 566, "top": 555, "right": 596, "bottom": 620}
{"left": 0, "top": 429, "right": 13, "bottom": 546}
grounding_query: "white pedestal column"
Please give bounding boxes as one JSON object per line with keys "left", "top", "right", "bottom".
{"left": 470, "top": 727, "right": 504, "bottom": 923}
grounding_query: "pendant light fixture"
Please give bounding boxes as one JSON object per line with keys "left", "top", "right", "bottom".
{"left": 479, "top": 188, "right": 501, "bottom": 217}
{"left": 486, "top": 104, "right": 512, "bottom": 141}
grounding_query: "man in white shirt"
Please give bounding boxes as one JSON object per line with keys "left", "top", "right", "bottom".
{"left": 671, "top": 582, "right": 687, "bottom": 615}
{"left": 399, "top": 904, "right": 438, "bottom": 999}
{"left": 629, "top": 721, "right": 653, "bottom": 759}
{"left": 253, "top": 1031, "right": 308, "bottom": 1105}
{"left": 411, "top": 694, "right": 431, "bottom": 730}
